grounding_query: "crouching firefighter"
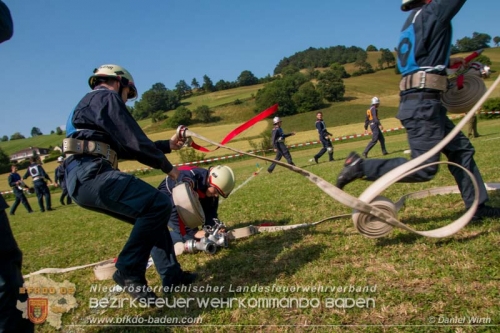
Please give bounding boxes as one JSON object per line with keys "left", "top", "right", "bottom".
{"left": 63, "top": 64, "right": 196, "bottom": 304}
{"left": 157, "top": 165, "right": 236, "bottom": 255}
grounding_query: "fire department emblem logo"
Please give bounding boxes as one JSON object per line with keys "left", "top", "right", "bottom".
{"left": 28, "top": 298, "right": 49, "bottom": 324}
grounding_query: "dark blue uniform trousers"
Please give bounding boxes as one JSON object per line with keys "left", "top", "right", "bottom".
{"left": 59, "top": 182, "right": 72, "bottom": 205}
{"left": 33, "top": 180, "right": 51, "bottom": 212}
{"left": 9, "top": 190, "right": 32, "bottom": 214}
{"left": 363, "top": 123, "right": 387, "bottom": 156}
{"left": 0, "top": 197, "right": 34, "bottom": 333}
{"left": 65, "top": 156, "right": 182, "bottom": 286}
{"left": 314, "top": 137, "right": 334, "bottom": 161}
{"left": 268, "top": 142, "right": 294, "bottom": 173}
{"left": 361, "top": 95, "right": 488, "bottom": 209}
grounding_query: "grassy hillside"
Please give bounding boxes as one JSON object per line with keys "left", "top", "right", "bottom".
{"left": 6, "top": 118, "right": 500, "bottom": 332}
{"left": 2, "top": 48, "right": 499, "bottom": 192}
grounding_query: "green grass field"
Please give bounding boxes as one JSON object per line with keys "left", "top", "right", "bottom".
{"left": 6, "top": 116, "right": 500, "bottom": 333}
{"left": 2, "top": 47, "right": 500, "bottom": 332}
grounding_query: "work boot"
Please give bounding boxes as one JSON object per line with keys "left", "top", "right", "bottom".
{"left": 314, "top": 157, "right": 319, "bottom": 164}
{"left": 162, "top": 271, "right": 198, "bottom": 293}
{"left": 382, "top": 151, "right": 389, "bottom": 156}
{"left": 113, "top": 270, "right": 158, "bottom": 306}
{"left": 472, "top": 204, "right": 500, "bottom": 222}
{"left": 336, "top": 152, "right": 365, "bottom": 189}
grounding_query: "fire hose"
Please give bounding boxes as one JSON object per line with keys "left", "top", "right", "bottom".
{"left": 177, "top": 73, "right": 500, "bottom": 239}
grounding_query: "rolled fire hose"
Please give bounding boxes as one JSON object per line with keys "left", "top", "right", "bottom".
{"left": 442, "top": 71, "right": 487, "bottom": 114}
{"left": 179, "top": 73, "right": 500, "bottom": 239}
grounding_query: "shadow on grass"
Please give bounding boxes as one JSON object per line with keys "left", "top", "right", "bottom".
{"left": 102, "top": 223, "right": 326, "bottom": 332}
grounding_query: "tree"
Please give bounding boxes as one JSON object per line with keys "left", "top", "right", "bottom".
{"left": 329, "top": 63, "right": 350, "bottom": 78}
{"left": 50, "top": 130, "right": 55, "bottom": 134}
{"left": 193, "top": 105, "right": 213, "bottom": 123}
{"left": 10, "top": 132, "right": 25, "bottom": 140}
{"left": 366, "top": 45, "right": 378, "bottom": 52}
{"left": 454, "top": 32, "right": 491, "bottom": 53}
{"left": 254, "top": 73, "right": 308, "bottom": 116}
{"left": 292, "top": 82, "right": 322, "bottom": 113}
{"left": 132, "top": 82, "right": 180, "bottom": 120}
{"left": 280, "top": 65, "right": 300, "bottom": 76}
{"left": 494, "top": 36, "right": 500, "bottom": 47}
{"left": 316, "top": 70, "right": 345, "bottom": 102}
{"left": 352, "top": 60, "right": 374, "bottom": 76}
{"left": 151, "top": 111, "right": 167, "bottom": 123}
{"left": 215, "top": 79, "right": 231, "bottom": 91}
{"left": 202, "top": 75, "right": 214, "bottom": 93}
{"left": 191, "top": 78, "right": 200, "bottom": 91}
{"left": 31, "top": 127, "right": 42, "bottom": 137}
{"left": 175, "top": 80, "right": 192, "bottom": 99}
{"left": 237, "top": 70, "right": 258, "bottom": 86}
{"left": 55, "top": 126, "right": 63, "bottom": 135}
{"left": 1, "top": 135, "right": 8, "bottom": 142}
{"left": 0, "top": 147, "right": 11, "bottom": 174}
{"left": 379, "top": 48, "right": 396, "bottom": 68}
{"left": 166, "top": 106, "right": 192, "bottom": 128}
{"left": 475, "top": 55, "right": 491, "bottom": 66}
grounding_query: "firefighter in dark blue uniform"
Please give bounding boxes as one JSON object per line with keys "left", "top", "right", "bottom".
{"left": 0, "top": 1, "right": 34, "bottom": 331}
{"left": 64, "top": 64, "right": 196, "bottom": 303}
{"left": 312, "top": 111, "right": 334, "bottom": 163}
{"left": 362, "top": 97, "right": 388, "bottom": 158}
{"left": 336, "top": 0, "right": 500, "bottom": 220}
{"left": 267, "top": 117, "right": 295, "bottom": 173}
{"left": 157, "top": 165, "right": 235, "bottom": 247}
{"left": 54, "top": 156, "right": 71, "bottom": 205}
{"left": 8, "top": 165, "right": 33, "bottom": 215}
{"left": 23, "top": 157, "right": 53, "bottom": 212}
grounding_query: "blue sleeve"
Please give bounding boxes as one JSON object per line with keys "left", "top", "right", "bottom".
{"left": 0, "top": 0, "right": 13, "bottom": 44}
{"left": 22, "top": 169, "right": 30, "bottom": 180}
{"left": 40, "top": 166, "right": 52, "bottom": 182}
{"left": 430, "top": 0, "right": 466, "bottom": 23}
{"left": 95, "top": 92, "right": 174, "bottom": 173}
{"left": 7, "top": 174, "right": 15, "bottom": 187}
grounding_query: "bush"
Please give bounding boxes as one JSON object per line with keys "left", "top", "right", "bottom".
{"left": 193, "top": 105, "right": 213, "bottom": 123}
{"left": 165, "top": 106, "right": 192, "bottom": 128}
{"left": 248, "top": 129, "right": 273, "bottom": 151}
{"left": 176, "top": 148, "right": 206, "bottom": 164}
{"left": 482, "top": 97, "right": 500, "bottom": 111}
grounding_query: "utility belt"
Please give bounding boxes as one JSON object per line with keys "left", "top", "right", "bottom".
{"left": 399, "top": 71, "right": 448, "bottom": 91}
{"left": 63, "top": 138, "right": 118, "bottom": 169}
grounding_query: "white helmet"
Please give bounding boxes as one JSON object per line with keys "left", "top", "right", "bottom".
{"left": 371, "top": 97, "right": 380, "bottom": 105}
{"left": 88, "top": 64, "right": 138, "bottom": 99}
{"left": 57, "top": 156, "right": 64, "bottom": 163}
{"left": 401, "top": 0, "right": 420, "bottom": 11}
{"left": 273, "top": 116, "right": 281, "bottom": 124}
{"left": 208, "top": 165, "right": 236, "bottom": 198}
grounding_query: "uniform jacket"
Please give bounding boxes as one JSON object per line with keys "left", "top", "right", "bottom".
{"left": 65, "top": 87, "right": 174, "bottom": 173}
{"left": 270, "top": 126, "right": 293, "bottom": 149}
{"left": 315, "top": 120, "right": 332, "bottom": 138}
{"left": 23, "top": 163, "right": 51, "bottom": 183}
{"left": 364, "top": 106, "right": 381, "bottom": 130}
{"left": 158, "top": 166, "right": 219, "bottom": 226}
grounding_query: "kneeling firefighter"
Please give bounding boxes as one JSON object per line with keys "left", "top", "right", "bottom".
{"left": 156, "top": 165, "right": 236, "bottom": 255}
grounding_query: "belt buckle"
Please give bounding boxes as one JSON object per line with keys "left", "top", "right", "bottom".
{"left": 418, "top": 71, "right": 427, "bottom": 89}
